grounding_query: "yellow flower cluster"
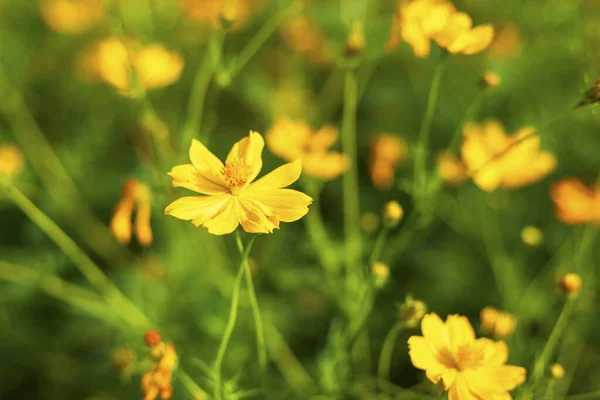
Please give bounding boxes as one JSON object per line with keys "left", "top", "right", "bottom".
{"left": 387, "top": 0, "right": 494, "bottom": 58}
{"left": 408, "top": 313, "right": 526, "bottom": 400}
{"left": 110, "top": 178, "right": 153, "bottom": 247}
{"left": 550, "top": 178, "right": 600, "bottom": 224}
{"left": 267, "top": 117, "right": 350, "bottom": 181}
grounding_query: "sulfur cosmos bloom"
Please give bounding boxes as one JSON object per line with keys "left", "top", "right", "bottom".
{"left": 550, "top": 178, "right": 600, "bottom": 224}
{"left": 165, "top": 131, "right": 312, "bottom": 235}
{"left": 408, "top": 313, "right": 526, "bottom": 400}
{"left": 460, "top": 120, "right": 556, "bottom": 192}
{"left": 267, "top": 117, "right": 349, "bottom": 181}
{"left": 386, "top": 0, "right": 494, "bottom": 58}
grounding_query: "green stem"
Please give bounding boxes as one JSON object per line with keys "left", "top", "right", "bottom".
{"left": 177, "top": 370, "right": 210, "bottom": 399}
{"left": 341, "top": 68, "right": 362, "bottom": 273}
{"left": 213, "top": 233, "right": 256, "bottom": 400}
{"left": 448, "top": 93, "right": 483, "bottom": 154}
{"left": 377, "top": 321, "right": 406, "bottom": 385}
{"left": 531, "top": 297, "right": 576, "bottom": 386}
{"left": 234, "top": 232, "right": 267, "bottom": 381}
{"left": 413, "top": 60, "right": 447, "bottom": 199}
{"left": 369, "top": 226, "right": 390, "bottom": 265}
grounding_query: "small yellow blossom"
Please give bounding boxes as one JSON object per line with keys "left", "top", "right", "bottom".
{"left": 280, "top": 16, "right": 332, "bottom": 65}
{"left": 399, "top": 296, "right": 427, "bottom": 328}
{"left": 549, "top": 363, "right": 565, "bottom": 380}
{"left": 267, "top": 117, "right": 350, "bottom": 181}
{"left": 480, "top": 306, "right": 517, "bottom": 337}
{"left": 408, "top": 313, "right": 526, "bottom": 400}
{"left": 481, "top": 71, "right": 501, "bottom": 89}
{"left": 559, "top": 273, "right": 582, "bottom": 296}
{"left": 40, "top": 0, "right": 104, "bottom": 34}
{"left": 0, "top": 145, "right": 25, "bottom": 178}
{"left": 550, "top": 178, "right": 600, "bottom": 224}
{"left": 460, "top": 120, "right": 557, "bottom": 191}
{"left": 110, "top": 179, "right": 153, "bottom": 247}
{"left": 166, "top": 131, "right": 312, "bottom": 235}
{"left": 437, "top": 151, "right": 468, "bottom": 185}
{"left": 79, "top": 37, "right": 183, "bottom": 97}
{"left": 521, "top": 225, "right": 543, "bottom": 247}
{"left": 369, "top": 134, "right": 407, "bottom": 190}
{"left": 371, "top": 262, "right": 390, "bottom": 280}
{"left": 488, "top": 23, "right": 522, "bottom": 60}
{"left": 383, "top": 201, "right": 404, "bottom": 225}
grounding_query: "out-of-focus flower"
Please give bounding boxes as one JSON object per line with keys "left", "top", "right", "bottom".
{"left": 559, "top": 273, "right": 582, "bottom": 296}
{"left": 460, "top": 120, "right": 556, "bottom": 191}
{"left": 141, "top": 330, "right": 177, "bottom": 400}
{"left": 550, "top": 178, "right": 600, "bottom": 224}
{"left": 78, "top": 38, "right": 183, "bottom": 97}
{"left": 111, "top": 347, "right": 136, "bottom": 377}
{"left": 521, "top": 225, "right": 543, "bottom": 247}
{"left": 179, "top": 0, "right": 263, "bottom": 29}
{"left": 110, "top": 178, "right": 153, "bottom": 247}
{"left": 267, "top": 117, "right": 350, "bottom": 181}
{"left": 408, "top": 313, "right": 526, "bottom": 399}
{"left": 398, "top": 296, "right": 427, "bottom": 328}
{"left": 361, "top": 211, "right": 380, "bottom": 233}
{"left": 437, "top": 151, "right": 468, "bottom": 185}
{"left": 480, "top": 306, "right": 517, "bottom": 337}
{"left": 280, "top": 16, "right": 332, "bottom": 65}
{"left": 0, "top": 145, "right": 25, "bottom": 178}
{"left": 387, "top": 0, "right": 494, "bottom": 58}
{"left": 371, "top": 262, "right": 390, "bottom": 287}
{"left": 166, "top": 132, "right": 312, "bottom": 235}
{"left": 345, "top": 21, "right": 366, "bottom": 57}
{"left": 40, "top": 0, "right": 104, "bottom": 34}
{"left": 369, "top": 134, "right": 407, "bottom": 190}
{"left": 488, "top": 23, "right": 522, "bottom": 60}
{"left": 549, "top": 363, "right": 565, "bottom": 380}
{"left": 480, "top": 71, "right": 501, "bottom": 89}
{"left": 383, "top": 200, "right": 404, "bottom": 226}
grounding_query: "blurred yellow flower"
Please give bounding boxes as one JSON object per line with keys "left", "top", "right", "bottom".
{"left": 550, "top": 178, "right": 600, "bottom": 224}
{"left": 437, "top": 151, "right": 468, "bottom": 185}
{"left": 480, "top": 306, "right": 517, "bottom": 337}
{"left": 267, "top": 117, "right": 349, "bottom": 181}
{"left": 0, "top": 145, "right": 25, "bottom": 178}
{"left": 481, "top": 71, "right": 501, "bottom": 89}
{"left": 79, "top": 38, "right": 184, "bottom": 97}
{"left": 166, "top": 131, "right": 312, "bottom": 235}
{"left": 549, "top": 363, "right": 565, "bottom": 380}
{"left": 408, "top": 313, "right": 526, "bottom": 400}
{"left": 383, "top": 200, "right": 404, "bottom": 224}
{"left": 179, "top": 0, "right": 263, "bottom": 28}
{"left": 40, "top": 0, "right": 104, "bottom": 34}
{"left": 387, "top": 0, "right": 494, "bottom": 58}
{"left": 280, "top": 16, "right": 332, "bottom": 65}
{"left": 399, "top": 296, "right": 427, "bottom": 327}
{"left": 521, "top": 225, "right": 543, "bottom": 246}
{"left": 488, "top": 23, "right": 522, "bottom": 60}
{"left": 141, "top": 333, "right": 177, "bottom": 400}
{"left": 369, "top": 134, "right": 407, "bottom": 190}
{"left": 460, "top": 120, "right": 557, "bottom": 191}
{"left": 559, "top": 273, "right": 582, "bottom": 296}
{"left": 110, "top": 178, "right": 153, "bottom": 247}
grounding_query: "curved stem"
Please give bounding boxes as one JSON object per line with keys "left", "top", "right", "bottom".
{"left": 377, "top": 321, "right": 406, "bottom": 385}
{"left": 369, "top": 226, "right": 390, "bottom": 265}
{"left": 213, "top": 233, "right": 256, "bottom": 400}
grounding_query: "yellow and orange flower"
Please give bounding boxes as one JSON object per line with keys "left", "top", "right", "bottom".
{"left": 387, "top": 0, "right": 494, "bottom": 58}
{"left": 369, "top": 134, "right": 407, "bottom": 190}
{"left": 267, "top": 117, "right": 349, "bottom": 181}
{"left": 40, "top": 0, "right": 104, "bottom": 34}
{"left": 166, "top": 131, "right": 312, "bottom": 235}
{"left": 408, "top": 313, "right": 526, "bottom": 400}
{"left": 550, "top": 178, "right": 600, "bottom": 224}
{"left": 460, "top": 120, "right": 556, "bottom": 191}
{"left": 110, "top": 178, "right": 153, "bottom": 247}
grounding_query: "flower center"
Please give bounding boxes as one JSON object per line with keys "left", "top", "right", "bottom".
{"left": 221, "top": 158, "right": 250, "bottom": 194}
{"left": 454, "top": 345, "right": 484, "bottom": 371}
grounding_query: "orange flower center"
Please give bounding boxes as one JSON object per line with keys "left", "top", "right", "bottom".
{"left": 454, "top": 345, "right": 484, "bottom": 371}
{"left": 221, "top": 158, "right": 250, "bottom": 194}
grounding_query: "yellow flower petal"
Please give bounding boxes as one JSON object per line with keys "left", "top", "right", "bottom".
{"left": 201, "top": 197, "right": 241, "bottom": 235}
{"left": 168, "top": 164, "right": 228, "bottom": 195}
{"left": 407, "top": 336, "right": 437, "bottom": 371}
{"left": 237, "top": 196, "right": 278, "bottom": 233}
{"left": 226, "top": 131, "right": 265, "bottom": 183}
{"left": 448, "top": 374, "right": 478, "bottom": 400}
{"left": 446, "top": 314, "right": 476, "bottom": 353}
{"left": 306, "top": 125, "right": 339, "bottom": 153}
{"left": 478, "top": 338, "right": 508, "bottom": 365}
{"left": 436, "top": 12, "right": 472, "bottom": 50}
{"left": 135, "top": 44, "right": 184, "bottom": 89}
{"left": 246, "top": 160, "right": 302, "bottom": 192}
{"left": 461, "top": 25, "right": 495, "bottom": 55}
{"left": 421, "top": 313, "right": 448, "bottom": 352}
{"left": 164, "top": 194, "right": 229, "bottom": 221}
{"left": 244, "top": 189, "right": 312, "bottom": 222}
{"left": 303, "top": 152, "right": 350, "bottom": 181}
{"left": 401, "top": 21, "right": 431, "bottom": 58}
{"left": 266, "top": 117, "right": 310, "bottom": 161}
{"left": 189, "top": 139, "right": 227, "bottom": 184}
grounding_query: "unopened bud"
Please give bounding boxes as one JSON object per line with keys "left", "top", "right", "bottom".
{"left": 344, "top": 22, "right": 365, "bottom": 57}
{"left": 144, "top": 329, "right": 162, "bottom": 348}
{"left": 371, "top": 262, "right": 390, "bottom": 288}
{"left": 383, "top": 201, "right": 404, "bottom": 226}
{"left": 549, "top": 363, "right": 565, "bottom": 380}
{"left": 480, "top": 306, "right": 517, "bottom": 337}
{"left": 576, "top": 78, "right": 600, "bottom": 108}
{"left": 480, "top": 71, "right": 501, "bottom": 89}
{"left": 0, "top": 145, "right": 25, "bottom": 178}
{"left": 399, "top": 296, "right": 427, "bottom": 327}
{"left": 559, "top": 273, "right": 582, "bottom": 295}
{"left": 521, "top": 225, "right": 543, "bottom": 247}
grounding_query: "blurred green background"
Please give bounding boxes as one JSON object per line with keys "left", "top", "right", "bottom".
{"left": 1, "top": 0, "right": 600, "bottom": 399}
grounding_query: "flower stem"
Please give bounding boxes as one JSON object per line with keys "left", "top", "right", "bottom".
{"left": 341, "top": 67, "right": 362, "bottom": 273}
{"left": 377, "top": 321, "right": 406, "bottom": 385}
{"left": 369, "top": 225, "right": 390, "bottom": 265}
{"left": 413, "top": 60, "right": 447, "bottom": 200}
{"left": 235, "top": 232, "right": 267, "bottom": 382}
{"left": 213, "top": 233, "right": 256, "bottom": 400}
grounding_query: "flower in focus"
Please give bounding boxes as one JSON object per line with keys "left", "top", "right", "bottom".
{"left": 488, "top": 23, "right": 522, "bottom": 60}
{"left": 0, "top": 145, "right": 25, "bottom": 178}
{"left": 369, "top": 134, "right": 407, "bottom": 190}
{"left": 179, "top": 0, "right": 263, "bottom": 28}
{"left": 78, "top": 37, "right": 184, "bottom": 97}
{"left": 267, "top": 117, "right": 350, "bottom": 181}
{"left": 387, "top": 0, "right": 494, "bottom": 58}
{"left": 110, "top": 178, "right": 153, "bottom": 247}
{"left": 437, "top": 151, "right": 468, "bottom": 185}
{"left": 550, "top": 178, "right": 600, "bottom": 224}
{"left": 480, "top": 306, "right": 517, "bottom": 338}
{"left": 280, "top": 16, "right": 332, "bottom": 65}
{"left": 408, "top": 313, "right": 526, "bottom": 399}
{"left": 521, "top": 225, "right": 543, "bottom": 247}
{"left": 141, "top": 330, "right": 177, "bottom": 400}
{"left": 460, "top": 120, "right": 557, "bottom": 191}
{"left": 165, "top": 131, "right": 312, "bottom": 235}
{"left": 40, "top": 0, "right": 104, "bottom": 34}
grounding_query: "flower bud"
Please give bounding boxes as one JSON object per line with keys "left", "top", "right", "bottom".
{"left": 371, "top": 262, "right": 390, "bottom": 288}
{"left": 549, "top": 363, "right": 565, "bottom": 380}
{"left": 344, "top": 22, "right": 365, "bottom": 57}
{"left": 521, "top": 225, "right": 543, "bottom": 247}
{"left": 144, "top": 329, "right": 162, "bottom": 348}
{"left": 480, "top": 71, "right": 501, "bottom": 89}
{"left": 383, "top": 201, "right": 404, "bottom": 226}
{"left": 480, "top": 306, "right": 517, "bottom": 337}
{"left": 399, "top": 296, "right": 427, "bottom": 328}
{"left": 0, "top": 145, "right": 25, "bottom": 179}
{"left": 559, "top": 273, "right": 582, "bottom": 295}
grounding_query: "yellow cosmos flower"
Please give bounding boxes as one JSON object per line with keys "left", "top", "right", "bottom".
{"left": 550, "top": 178, "right": 600, "bottom": 224}
{"left": 40, "top": 0, "right": 104, "bottom": 34}
{"left": 266, "top": 117, "right": 349, "bottom": 181}
{"left": 460, "top": 120, "right": 556, "bottom": 191}
{"left": 387, "top": 0, "right": 494, "bottom": 58}
{"left": 408, "top": 313, "right": 526, "bottom": 400}
{"left": 165, "top": 131, "right": 312, "bottom": 235}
